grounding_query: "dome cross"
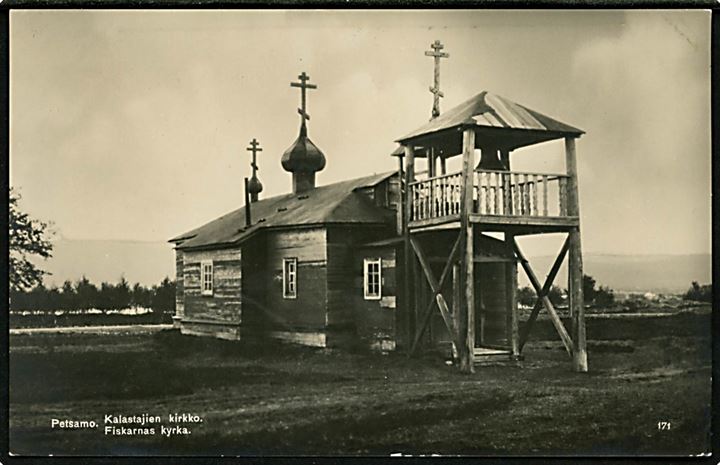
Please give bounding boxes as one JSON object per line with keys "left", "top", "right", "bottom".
{"left": 245, "top": 138, "right": 263, "bottom": 202}
{"left": 290, "top": 72, "right": 317, "bottom": 123}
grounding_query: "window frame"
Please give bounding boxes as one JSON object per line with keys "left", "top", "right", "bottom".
{"left": 200, "top": 260, "right": 214, "bottom": 296}
{"left": 363, "top": 258, "right": 382, "bottom": 300}
{"left": 283, "top": 257, "right": 298, "bottom": 299}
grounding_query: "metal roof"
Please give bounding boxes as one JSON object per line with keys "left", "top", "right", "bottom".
{"left": 170, "top": 171, "right": 397, "bottom": 250}
{"left": 396, "top": 91, "right": 584, "bottom": 144}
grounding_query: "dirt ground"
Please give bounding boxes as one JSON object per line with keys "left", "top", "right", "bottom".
{"left": 9, "top": 308, "right": 712, "bottom": 456}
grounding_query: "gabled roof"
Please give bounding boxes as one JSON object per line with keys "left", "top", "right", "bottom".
{"left": 170, "top": 171, "right": 396, "bottom": 250}
{"left": 396, "top": 91, "right": 584, "bottom": 144}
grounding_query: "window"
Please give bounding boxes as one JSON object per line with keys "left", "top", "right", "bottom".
{"left": 364, "top": 258, "right": 382, "bottom": 300}
{"left": 283, "top": 258, "right": 297, "bottom": 299}
{"left": 201, "top": 260, "right": 213, "bottom": 296}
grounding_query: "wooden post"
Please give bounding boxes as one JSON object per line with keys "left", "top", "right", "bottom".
{"left": 506, "top": 233, "right": 519, "bottom": 358}
{"left": 500, "top": 148, "right": 511, "bottom": 171}
{"left": 397, "top": 155, "right": 404, "bottom": 236}
{"left": 428, "top": 148, "right": 436, "bottom": 178}
{"left": 565, "top": 137, "right": 588, "bottom": 373}
{"left": 244, "top": 178, "right": 252, "bottom": 227}
{"left": 460, "top": 127, "right": 476, "bottom": 373}
{"left": 452, "top": 262, "right": 460, "bottom": 360}
{"left": 403, "top": 145, "right": 415, "bottom": 355}
{"left": 413, "top": 255, "right": 422, "bottom": 347}
{"left": 440, "top": 153, "right": 447, "bottom": 175}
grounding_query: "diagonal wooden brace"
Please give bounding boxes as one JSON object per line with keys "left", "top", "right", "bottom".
{"left": 514, "top": 238, "right": 573, "bottom": 356}
{"left": 517, "top": 238, "right": 570, "bottom": 351}
{"left": 408, "top": 237, "right": 462, "bottom": 356}
{"left": 409, "top": 235, "right": 463, "bottom": 354}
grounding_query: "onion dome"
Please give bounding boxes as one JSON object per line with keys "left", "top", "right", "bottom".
{"left": 247, "top": 175, "right": 263, "bottom": 196}
{"left": 281, "top": 124, "right": 326, "bottom": 174}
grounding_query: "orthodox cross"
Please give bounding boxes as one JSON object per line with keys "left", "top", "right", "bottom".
{"left": 246, "top": 138, "right": 262, "bottom": 177}
{"left": 290, "top": 72, "right": 317, "bottom": 122}
{"left": 425, "top": 40, "right": 449, "bottom": 119}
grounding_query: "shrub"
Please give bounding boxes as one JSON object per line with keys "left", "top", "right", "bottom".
{"left": 683, "top": 281, "right": 711, "bottom": 303}
{"left": 594, "top": 285, "right": 615, "bottom": 307}
{"left": 547, "top": 286, "right": 565, "bottom": 306}
{"left": 516, "top": 285, "right": 565, "bottom": 307}
{"left": 623, "top": 296, "right": 650, "bottom": 312}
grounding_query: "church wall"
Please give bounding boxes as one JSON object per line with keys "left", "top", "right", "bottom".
{"left": 181, "top": 247, "right": 242, "bottom": 340}
{"left": 353, "top": 245, "right": 399, "bottom": 351}
{"left": 173, "top": 249, "right": 184, "bottom": 328}
{"left": 239, "top": 234, "right": 268, "bottom": 331}
{"left": 264, "top": 227, "right": 328, "bottom": 332}
{"left": 326, "top": 225, "right": 393, "bottom": 337}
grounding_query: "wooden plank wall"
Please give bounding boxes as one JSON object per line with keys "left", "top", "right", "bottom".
{"left": 240, "top": 234, "right": 267, "bottom": 330}
{"left": 354, "top": 176, "right": 401, "bottom": 210}
{"left": 353, "top": 246, "right": 398, "bottom": 351}
{"left": 183, "top": 247, "right": 242, "bottom": 323}
{"left": 265, "top": 227, "right": 328, "bottom": 330}
{"left": 477, "top": 262, "right": 508, "bottom": 347}
{"left": 175, "top": 250, "right": 184, "bottom": 320}
{"left": 326, "top": 225, "right": 390, "bottom": 329}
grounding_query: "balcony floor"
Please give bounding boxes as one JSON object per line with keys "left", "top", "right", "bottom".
{"left": 408, "top": 213, "right": 579, "bottom": 235}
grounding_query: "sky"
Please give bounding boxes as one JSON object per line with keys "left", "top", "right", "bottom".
{"left": 10, "top": 10, "right": 711, "bottom": 257}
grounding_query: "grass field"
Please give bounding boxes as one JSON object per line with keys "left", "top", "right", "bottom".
{"left": 9, "top": 308, "right": 712, "bottom": 456}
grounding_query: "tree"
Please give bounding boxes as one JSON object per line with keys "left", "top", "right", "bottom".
{"left": 114, "top": 276, "right": 132, "bottom": 309}
{"left": 517, "top": 286, "right": 536, "bottom": 307}
{"left": 583, "top": 273, "right": 615, "bottom": 307}
{"left": 132, "top": 282, "right": 152, "bottom": 308}
{"left": 75, "top": 276, "right": 99, "bottom": 309}
{"left": 9, "top": 188, "right": 54, "bottom": 291}
{"left": 151, "top": 277, "right": 176, "bottom": 314}
{"left": 583, "top": 274, "right": 597, "bottom": 302}
{"left": 60, "top": 280, "right": 77, "bottom": 310}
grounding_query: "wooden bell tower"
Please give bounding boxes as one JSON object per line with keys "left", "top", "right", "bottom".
{"left": 396, "top": 89, "right": 587, "bottom": 373}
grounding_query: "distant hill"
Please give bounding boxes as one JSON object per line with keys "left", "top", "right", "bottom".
{"left": 34, "top": 239, "right": 710, "bottom": 293}
{"left": 518, "top": 253, "right": 711, "bottom": 294}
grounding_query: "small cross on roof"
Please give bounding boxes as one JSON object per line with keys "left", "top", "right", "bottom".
{"left": 246, "top": 138, "right": 262, "bottom": 174}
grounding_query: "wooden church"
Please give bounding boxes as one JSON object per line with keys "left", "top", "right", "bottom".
{"left": 169, "top": 41, "right": 588, "bottom": 373}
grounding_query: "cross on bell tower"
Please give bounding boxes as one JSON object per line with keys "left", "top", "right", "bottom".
{"left": 425, "top": 40, "right": 449, "bottom": 119}
{"left": 246, "top": 138, "right": 263, "bottom": 202}
{"left": 290, "top": 72, "right": 318, "bottom": 129}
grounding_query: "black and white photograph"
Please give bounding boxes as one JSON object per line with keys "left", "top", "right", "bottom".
{"left": 7, "top": 9, "right": 712, "bottom": 457}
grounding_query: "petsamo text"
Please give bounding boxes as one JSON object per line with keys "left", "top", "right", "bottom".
{"left": 51, "top": 419, "right": 97, "bottom": 429}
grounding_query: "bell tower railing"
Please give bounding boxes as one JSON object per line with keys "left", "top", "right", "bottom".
{"left": 408, "top": 169, "right": 571, "bottom": 224}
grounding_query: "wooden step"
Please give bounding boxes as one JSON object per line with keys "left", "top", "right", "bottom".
{"left": 474, "top": 347, "right": 511, "bottom": 356}
{"left": 473, "top": 347, "right": 514, "bottom": 364}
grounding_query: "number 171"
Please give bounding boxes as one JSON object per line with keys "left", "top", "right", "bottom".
{"left": 658, "top": 421, "right": 671, "bottom": 430}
